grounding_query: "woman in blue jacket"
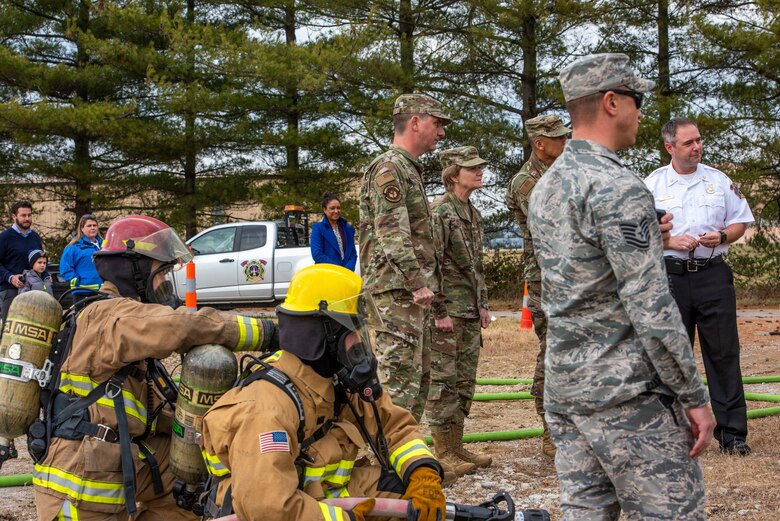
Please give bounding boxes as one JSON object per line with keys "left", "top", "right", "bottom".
{"left": 310, "top": 193, "right": 357, "bottom": 271}
{"left": 59, "top": 214, "right": 103, "bottom": 302}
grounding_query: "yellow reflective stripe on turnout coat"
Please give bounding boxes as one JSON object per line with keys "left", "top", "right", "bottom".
{"left": 201, "top": 350, "right": 439, "bottom": 521}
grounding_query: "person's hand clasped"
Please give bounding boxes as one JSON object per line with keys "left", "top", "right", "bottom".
{"left": 668, "top": 234, "right": 699, "bottom": 252}
{"left": 435, "top": 315, "right": 454, "bottom": 332}
{"left": 685, "top": 404, "right": 715, "bottom": 458}
{"left": 10, "top": 274, "right": 24, "bottom": 288}
{"left": 412, "top": 287, "right": 435, "bottom": 308}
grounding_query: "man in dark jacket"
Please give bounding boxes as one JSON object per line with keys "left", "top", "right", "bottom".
{"left": 0, "top": 200, "right": 43, "bottom": 324}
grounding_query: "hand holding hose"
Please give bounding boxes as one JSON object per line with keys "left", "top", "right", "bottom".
{"left": 346, "top": 498, "right": 376, "bottom": 521}
{"left": 403, "top": 467, "right": 445, "bottom": 521}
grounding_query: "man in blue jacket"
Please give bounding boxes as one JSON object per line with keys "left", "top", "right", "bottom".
{"left": 0, "top": 200, "right": 43, "bottom": 324}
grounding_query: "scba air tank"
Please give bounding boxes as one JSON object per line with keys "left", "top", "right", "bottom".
{"left": 0, "top": 291, "right": 62, "bottom": 462}
{"left": 170, "top": 343, "right": 237, "bottom": 485}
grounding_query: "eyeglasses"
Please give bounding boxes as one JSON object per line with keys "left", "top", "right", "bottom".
{"left": 81, "top": 214, "right": 96, "bottom": 221}
{"left": 599, "top": 89, "right": 643, "bottom": 109}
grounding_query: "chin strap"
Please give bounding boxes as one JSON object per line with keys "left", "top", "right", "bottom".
{"left": 124, "top": 243, "right": 149, "bottom": 300}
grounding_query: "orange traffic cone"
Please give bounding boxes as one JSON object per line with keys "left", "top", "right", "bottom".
{"left": 519, "top": 282, "right": 533, "bottom": 331}
{"left": 185, "top": 258, "right": 197, "bottom": 311}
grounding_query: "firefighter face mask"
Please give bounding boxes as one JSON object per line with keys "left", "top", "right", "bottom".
{"left": 147, "top": 261, "right": 181, "bottom": 308}
{"left": 335, "top": 326, "right": 382, "bottom": 401}
{"left": 320, "top": 292, "right": 383, "bottom": 401}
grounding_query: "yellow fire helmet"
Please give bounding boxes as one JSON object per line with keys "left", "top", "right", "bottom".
{"left": 277, "top": 264, "right": 381, "bottom": 329}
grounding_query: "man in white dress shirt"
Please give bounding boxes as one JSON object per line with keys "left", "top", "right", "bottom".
{"left": 645, "top": 117, "right": 755, "bottom": 455}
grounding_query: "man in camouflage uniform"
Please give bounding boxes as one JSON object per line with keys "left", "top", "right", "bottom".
{"left": 427, "top": 146, "right": 492, "bottom": 483}
{"left": 359, "top": 93, "right": 451, "bottom": 421}
{"left": 527, "top": 53, "right": 715, "bottom": 519}
{"left": 505, "top": 114, "right": 570, "bottom": 459}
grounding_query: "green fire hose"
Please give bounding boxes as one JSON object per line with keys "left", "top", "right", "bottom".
{"left": 3, "top": 376, "right": 780, "bottom": 488}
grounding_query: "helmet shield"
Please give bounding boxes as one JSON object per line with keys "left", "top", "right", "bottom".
{"left": 320, "top": 291, "right": 383, "bottom": 331}
{"left": 127, "top": 228, "right": 193, "bottom": 264}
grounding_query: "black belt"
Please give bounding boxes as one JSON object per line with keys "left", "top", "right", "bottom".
{"left": 664, "top": 255, "right": 724, "bottom": 275}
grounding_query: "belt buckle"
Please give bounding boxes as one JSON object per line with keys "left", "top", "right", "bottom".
{"left": 686, "top": 260, "right": 699, "bottom": 273}
{"left": 94, "top": 424, "right": 116, "bottom": 442}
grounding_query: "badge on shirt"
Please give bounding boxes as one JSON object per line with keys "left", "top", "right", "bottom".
{"left": 619, "top": 218, "right": 651, "bottom": 250}
{"left": 730, "top": 183, "right": 746, "bottom": 199}
{"left": 658, "top": 194, "right": 674, "bottom": 202}
{"left": 259, "top": 431, "right": 290, "bottom": 454}
{"left": 706, "top": 184, "right": 714, "bottom": 194}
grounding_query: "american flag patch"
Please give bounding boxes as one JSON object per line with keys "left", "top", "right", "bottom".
{"left": 258, "top": 431, "right": 290, "bottom": 454}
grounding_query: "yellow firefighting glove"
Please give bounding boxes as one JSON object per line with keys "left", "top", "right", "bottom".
{"left": 346, "top": 498, "right": 375, "bottom": 521}
{"left": 402, "top": 467, "right": 445, "bottom": 521}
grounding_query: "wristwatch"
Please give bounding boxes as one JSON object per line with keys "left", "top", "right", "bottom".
{"left": 719, "top": 231, "right": 728, "bottom": 245}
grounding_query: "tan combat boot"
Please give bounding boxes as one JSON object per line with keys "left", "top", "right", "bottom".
{"left": 430, "top": 427, "right": 477, "bottom": 486}
{"left": 541, "top": 417, "right": 557, "bottom": 459}
{"left": 450, "top": 422, "right": 492, "bottom": 468}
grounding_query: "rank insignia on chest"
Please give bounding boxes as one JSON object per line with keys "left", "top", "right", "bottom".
{"left": 730, "top": 183, "right": 745, "bottom": 199}
{"left": 259, "top": 431, "right": 290, "bottom": 453}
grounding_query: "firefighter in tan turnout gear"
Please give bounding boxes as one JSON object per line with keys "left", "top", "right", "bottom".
{"left": 200, "top": 264, "right": 447, "bottom": 521}
{"left": 32, "top": 215, "right": 277, "bottom": 521}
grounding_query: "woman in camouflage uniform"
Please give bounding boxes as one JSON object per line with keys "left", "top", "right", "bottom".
{"left": 427, "top": 146, "right": 492, "bottom": 485}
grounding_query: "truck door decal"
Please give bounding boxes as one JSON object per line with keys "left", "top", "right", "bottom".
{"left": 241, "top": 259, "right": 268, "bottom": 282}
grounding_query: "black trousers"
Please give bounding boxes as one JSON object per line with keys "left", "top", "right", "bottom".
{"left": 0, "top": 287, "right": 17, "bottom": 324}
{"left": 668, "top": 261, "right": 747, "bottom": 445}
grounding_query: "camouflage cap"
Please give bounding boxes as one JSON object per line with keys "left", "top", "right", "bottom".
{"left": 525, "top": 115, "right": 571, "bottom": 138}
{"left": 393, "top": 94, "right": 453, "bottom": 125}
{"left": 558, "top": 53, "right": 655, "bottom": 103}
{"left": 439, "top": 146, "right": 487, "bottom": 170}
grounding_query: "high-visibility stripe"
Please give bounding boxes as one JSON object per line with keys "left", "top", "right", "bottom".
{"left": 69, "top": 279, "right": 100, "bottom": 291}
{"left": 57, "top": 500, "right": 79, "bottom": 521}
{"left": 264, "top": 351, "right": 282, "bottom": 363}
{"left": 58, "top": 373, "right": 147, "bottom": 425}
{"left": 324, "top": 486, "right": 350, "bottom": 499}
{"left": 202, "top": 449, "right": 230, "bottom": 477}
{"left": 235, "top": 316, "right": 260, "bottom": 351}
{"left": 303, "top": 460, "right": 355, "bottom": 487}
{"left": 390, "top": 439, "right": 434, "bottom": 476}
{"left": 318, "top": 502, "right": 346, "bottom": 521}
{"left": 33, "top": 464, "right": 125, "bottom": 505}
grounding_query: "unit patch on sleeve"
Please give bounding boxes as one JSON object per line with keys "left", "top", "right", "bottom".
{"left": 383, "top": 184, "right": 402, "bottom": 203}
{"left": 259, "top": 431, "right": 290, "bottom": 454}
{"left": 729, "top": 183, "right": 746, "bottom": 199}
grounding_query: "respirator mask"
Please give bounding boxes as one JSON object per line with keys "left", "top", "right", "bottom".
{"left": 321, "top": 292, "right": 383, "bottom": 401}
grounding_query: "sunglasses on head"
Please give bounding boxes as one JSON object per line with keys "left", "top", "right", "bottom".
{"left": 599, "top": 89, "right": 643, "bottom": 109}
{"left": 82, "top": 214, "right": 96, "bottom": 221}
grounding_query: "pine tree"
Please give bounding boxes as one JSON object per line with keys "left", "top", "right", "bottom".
{"left": 0, "top": 0, "right": 145, "bottom": 232}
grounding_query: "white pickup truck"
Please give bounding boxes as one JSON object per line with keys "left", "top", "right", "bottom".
{"left": 171, "top": 218, "right": 315, "bottom": 307}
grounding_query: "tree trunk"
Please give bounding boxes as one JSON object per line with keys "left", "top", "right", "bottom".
{"left": 399, "top": 0, "right": 415, "bottom": 93}
{"left": 521, "top": 13, "right": 538, "bottom": 161}
{"left": 184, "top": 0, "right": 197, "bottom": 238}
{"left": 657, "top": 0, "right": 671, "bottom": 164}
{"left": 73, "top": 0, "right": 93, "bottom": 228}
{"left": 285, "top": 1, "right": 300, "bottom": 182}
